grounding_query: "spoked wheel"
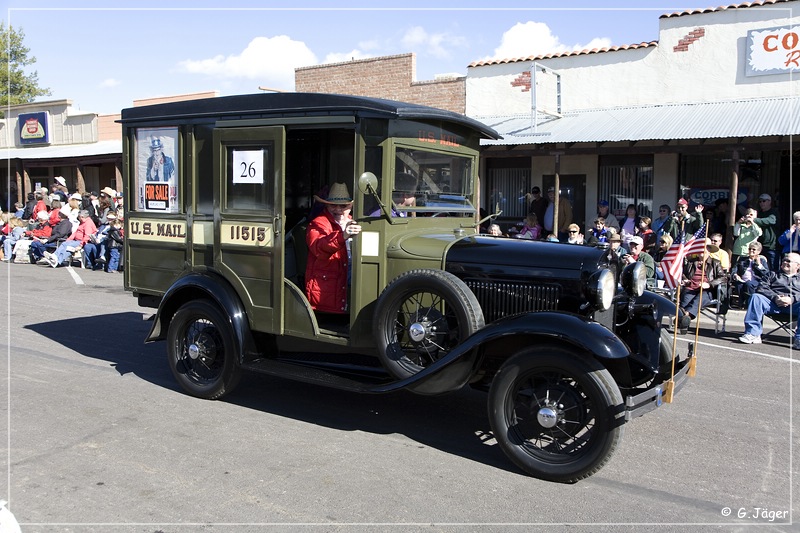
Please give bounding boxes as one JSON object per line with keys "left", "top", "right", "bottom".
{"left": 374, "top": 269, "right": 484, "bottom": 379}
{"left": 167, "top": 300, "right": 241, "bottom": 400}
{"left": 488, "top": 346, "right": 625, "bottom": 483}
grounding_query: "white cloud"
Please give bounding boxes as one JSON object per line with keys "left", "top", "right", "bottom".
{"left": 178, "top": 36, "right": 318, "bottom": 89}
{"left": 401, "top": 26, "right": 468, "bottom": 60}
{"left": 99, "top": 78, "right": 120, "bottom": 88}
{"left": 322, "top": 49, "right": 373, "bottom": 65}
{"left": 488, "top": 21, "right": 612, "bottom": 60}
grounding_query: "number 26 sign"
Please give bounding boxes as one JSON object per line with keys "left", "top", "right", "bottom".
{"left": 232, "top": 149, "right": 265, "bottom": 184}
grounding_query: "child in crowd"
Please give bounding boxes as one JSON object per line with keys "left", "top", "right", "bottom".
{"left": 105, "top": 216, "right": 124, "bottom": 273}
{"left": 516, "top": 213, "right": 542, "bottom": 240}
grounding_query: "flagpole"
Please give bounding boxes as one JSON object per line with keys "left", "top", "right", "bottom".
{"left": 689, "top": 220, "right": 711, "bottom": 377}
{"left": 665, "top": 218, "right": 686, "bottom": 403}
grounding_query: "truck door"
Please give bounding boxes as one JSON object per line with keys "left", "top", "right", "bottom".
{"left": 213, "top": 126, "right": 285, "bottom": 334}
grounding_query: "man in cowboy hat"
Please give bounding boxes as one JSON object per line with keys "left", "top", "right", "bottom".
{"left": 305, "top": 183, "right": 361, "bottom": 314}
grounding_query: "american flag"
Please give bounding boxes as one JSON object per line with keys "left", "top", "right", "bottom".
{"left": 659, "top": 222, "right": 708, "bottom": 289}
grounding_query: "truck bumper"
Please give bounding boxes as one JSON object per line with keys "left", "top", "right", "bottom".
{"left": 623, "top": 352, "right": 694, "bottom": 422}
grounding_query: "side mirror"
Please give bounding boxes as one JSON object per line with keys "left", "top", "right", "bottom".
{"left": 358, "top": 172, "right": 378, "bottom": 195}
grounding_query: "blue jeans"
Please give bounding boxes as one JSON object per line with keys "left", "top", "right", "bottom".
{"left": 83, "top": 242, "right": 106, "bottom": 269}
{"left": 29, "top": 240, "right": 56, "bottom": 261}
{"left": 53, "top": 240, "right": 81, "bottom": 265}
{"left": 763, "top": 249, "right": 779, "bottom": 273}
{"left": 680, "top": 288, "right": 713, "bottom": 319}
{"left": 744, "top": 293, "right": 800, "bottom": 339}
{"left": 107, "top": 248, "right": 120, "bottom": 272}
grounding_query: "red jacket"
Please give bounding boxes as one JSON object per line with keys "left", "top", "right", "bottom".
{"left": 305, "top": 210, "right": 351, "bottom": 314}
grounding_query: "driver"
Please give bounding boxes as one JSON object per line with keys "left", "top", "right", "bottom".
{"left": 370, "top": 172, "right": 417, "bottom": 217}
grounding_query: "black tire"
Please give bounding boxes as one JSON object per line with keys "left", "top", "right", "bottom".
{"left": 488, "top": 346, "right": 625, "bottom": 483}
{"left": 374, "top": 269, "right": 485, "bottom": 379}
{"left": 660, "top": 329, "right": 677, "bottom": 366}
{"left": 167, "top": 300, "right": 242, "bottom": 400}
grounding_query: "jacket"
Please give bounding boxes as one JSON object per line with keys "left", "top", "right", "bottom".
{"left": 733, "top": 255, "right": 769, "bottom": 282}
{"left": 778, "top": 227, "right": 800, "bottom": 254}
{"left": 753, "top": 207, "right": 779, "bottom": 251}
{"left": 305, "top": 210, "right": 351, "bottom": 314}
{"left": 46, "top": 219, "right": 73, "bottom": 244}
{"left": 757, "top": 271, "right": 800, "bottom": 306}
{"left": 732, "top": 222, "right": 762, "bottom": 256}
{"left": 681, "top": 256, "right": 726, "bottom": 290}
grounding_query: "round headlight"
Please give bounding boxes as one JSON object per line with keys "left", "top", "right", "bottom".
{"left": 621, "top": 261, "right": 647, "bottom": 297}
{"left": 588, "top": 269, "right": 615, "bottom": 311}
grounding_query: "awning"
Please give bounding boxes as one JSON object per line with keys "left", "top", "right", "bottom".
{"left": 477, "top": 96, "right": 800, "bottom": 146}
{"left": 1, "top": 140, "right": 122, "bottom": 160}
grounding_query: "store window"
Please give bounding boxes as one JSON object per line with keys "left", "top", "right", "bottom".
{"left": 598, "top": 155, "right": 654, "bottom": 219}
{"left": 485, "top": 158, "right": 531, "bottom": 218}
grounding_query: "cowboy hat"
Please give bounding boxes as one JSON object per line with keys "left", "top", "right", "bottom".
{"left": 314, "top": 183, "right": 353, "bottom": 205}
{"left": 101, "top": 187, "right": 117, "bottom": 197}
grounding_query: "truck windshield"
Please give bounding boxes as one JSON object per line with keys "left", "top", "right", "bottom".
{"left": 395, "top": 147, "right": 474, "bottom": 216}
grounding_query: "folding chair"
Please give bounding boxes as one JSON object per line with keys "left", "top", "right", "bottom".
{"left": 699, "top": 280, "right": 729, "bottom": 334}
{"left": 764, "top": 312, "right": 797, "bottom": 339}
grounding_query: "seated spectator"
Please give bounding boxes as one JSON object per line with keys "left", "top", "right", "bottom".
{"left": 25, "top": 210, "right": 52, "bottom": 240}
{"left": 545, "top": 233, "right": 560, "bottom": 242}
{"left": 48, "top": 200, "right": 63, "bottom": 228}
{"left": 738, "top": 252, "right": 800, "bottom": 348}
{"left": 732, "top": 241, "right": 770, "bottom": 308}
{"left": 29, "top": 207, "right": 73, "bottom": 263}
{"left": 1, "top": 217, "right": 26, "bottom": 262}
{"left": 488, "top": 223, "right": 504, "bottom": 236}
{"left": 83, "top": 214, "right": 113, "bottom": 270}
{"left": 566, "top": 223, "right": 584, "bottom": 244}
{"left": 13, "top": 202, "right": 24, "bottom": 218}
{"left": 43, "top": 209, "right": 97, "bottom": 268}
{"left": 607, "top": 232, "right": 625, "bottom": 259}
{"left": 516, "top": 212, "right": 542, "bottom": 240}
{"left": 679, "top": 244, "right": 727, "bottom": 323}
{"left": 623, "top": 235, "right": 656, "bottom": 284}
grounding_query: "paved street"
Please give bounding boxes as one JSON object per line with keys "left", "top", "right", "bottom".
{"left": 0, "top": 262, "right": 797, "bottom": 532}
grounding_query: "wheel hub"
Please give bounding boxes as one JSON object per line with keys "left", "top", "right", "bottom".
{"left": 408, "top": 322, "right": 427, "bottom": 342}
{"left": 188, "top": 343, "right": 201, "bottom": 360}
{"left": 536, "top": 406, "right": 559, "bottom": 428}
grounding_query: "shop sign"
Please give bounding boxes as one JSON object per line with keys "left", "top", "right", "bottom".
{"left": 746, "top": 25, "right": 800, "bottom": 77}
{"left": 689, "top": 187, "right": 749, "bottom": 207}
{"left": 17, "top": 112, "right": 50, "bottom": 145}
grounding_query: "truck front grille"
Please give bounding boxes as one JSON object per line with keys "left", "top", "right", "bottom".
{"left": 465, "top": 280, "right": 561, "bottom": 323}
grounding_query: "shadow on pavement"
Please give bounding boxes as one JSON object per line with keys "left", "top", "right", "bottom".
{"left": 24, "top": 312, "right": 518, "bottom": 477}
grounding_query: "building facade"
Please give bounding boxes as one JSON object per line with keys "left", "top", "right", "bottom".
{"left": 467, "top": 0, "right": 799, "bottom": 233}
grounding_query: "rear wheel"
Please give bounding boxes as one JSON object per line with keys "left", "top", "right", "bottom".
{"left": 488, "top": 345, "right": 625, "bottom": 483}
{"left": 167, "top": 300, "right": 241, "bottom": 400}
{"left": 374, "top": 269, "right": 484, "bottom": 379}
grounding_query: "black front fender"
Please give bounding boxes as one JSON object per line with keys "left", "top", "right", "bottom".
{"left": 145, "top": 272, "right": 257, "bottom": 361}
{"left": 380, "top": 312, "right": 630, "bottom": 396}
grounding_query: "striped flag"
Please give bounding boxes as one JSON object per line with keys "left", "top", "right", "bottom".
{"left": 659, "top": 222, "right": 708, "bottom": 289}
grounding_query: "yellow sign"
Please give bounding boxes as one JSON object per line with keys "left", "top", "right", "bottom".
{"left": 220, "top": 222, "right": 273, "bottom": 247}
{"left": 127, "top": 219, "right": 187, "bottom": 242}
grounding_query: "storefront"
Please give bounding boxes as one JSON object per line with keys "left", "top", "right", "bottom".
{"left": 1, "top": 99, "right": 122, "bottom": 209}
{"left": 467, "top": 0, "right": 800, "bottom": 235}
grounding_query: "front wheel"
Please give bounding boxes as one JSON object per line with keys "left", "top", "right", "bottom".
{"left": 488, "top": 346, "right": 625, "bottom": 483}
{"left": 167, "top": 300, "right": 242, "bottom": 400}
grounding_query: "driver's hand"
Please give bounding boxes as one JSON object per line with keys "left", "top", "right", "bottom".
{"left": 345, "top": 222, "right": 361, "bottom": 236}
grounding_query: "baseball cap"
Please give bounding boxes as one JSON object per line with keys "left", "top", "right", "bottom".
{"left": 677, "top": 198, "right": 689, "bottom": 206}
{"left": 758, "top": 193, "right": 772, "bottom": 201}
{"left": 629, "top": 235, "right": 644, "bottom": 246}
{"left": 598, "top": 200, "right": 609, "bottom": 207}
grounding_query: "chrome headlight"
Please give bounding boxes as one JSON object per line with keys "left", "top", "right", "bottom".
{"left": 587, "top": 269, "right": 615, "bottom": 311}
{"left": 621, "top": 261, "right": 647, "bottom": 297}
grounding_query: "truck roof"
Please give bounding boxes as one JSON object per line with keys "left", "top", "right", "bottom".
{"left": 119, "top": 92, "right": 499, "bottom": 140}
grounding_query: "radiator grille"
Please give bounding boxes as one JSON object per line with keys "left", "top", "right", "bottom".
{"left": 465, "top": 280, "right": 561, "bottom": 323}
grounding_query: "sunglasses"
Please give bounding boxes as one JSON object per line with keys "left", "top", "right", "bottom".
{"left": 569, "top": 230, "right": 578, "bottom": 233}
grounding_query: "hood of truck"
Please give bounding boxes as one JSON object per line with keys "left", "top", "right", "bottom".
{"left": 387, "top": 229, "right": 469, "bottom": 261}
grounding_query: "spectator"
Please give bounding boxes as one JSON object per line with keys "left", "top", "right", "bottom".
{"left": 305, "top": 183, "right": 361, "bottom": 314}
{"left": 585, "top": 217, "right": 609, "bottom": 246}
{"left": 51, "top": 176, "right": 69, "bottom": 203}
{"left": 637, "top": 216, "right": 656, "bottom": 252}
{"left": 1, "top": 217, "right": 26, "bottom": 262}
{"left": 29, "top": 207, "right": 73, "bottom": 263}
{"left": 623, "top": 235, "right": 656, "bottom": 284}
{"left": 43, "top": 209, "right": 97, "bottom": 268}
{"left": 606, "top": 232, "right": 625, "bottom": 260}
{"left": 652, "top": 204, "right": 674, "bottom": 243}
{"left": 678, "top": 243, "right": 727, "bottom": 325}
{"left": 105, "top": 215, "right": 124, "bottom": 273}
{"left": 488, "top": 223, "right": 504, "bottom": 236}
{"left": 653, "top": 234, "right": 674, "bottom": 282}
{"left": 21, "top": 193, "right": 36, "bottom": 221}
{"left": 544, "top": 188, "right": 573, "bottom": 240}
{"left": 777, "top": 210, "right": 800, "bottom": 256}
{"left": 64, "top": 193, "right": 82, "bottom": 230}
{"left": 708, "top": 233, "right": 730, "bottom": 271}
{"left": 48, "top": 200, "right": 63, "bottom": 228}
{"left": 753, "top": 193, "right": 780, "bottom": 271}
{"left": 596, "top": 200, "right": 620, "bottom": 232}
{"left": 13, "top": 202, "right": 24, "bottom": 219}
{"left": 619, "top": 204, "right": 640, "bottom": 242}
{"left": 83, "top": 214, "right": 113, "bottom": 270}
{"left": 732, "top": 208, "right": 763, "bottom": 265}
{"left": 566, "top": 223, "right": 584, "bottom": 244}
{"left": 732, "top": 241, "right": 770, "bottom": 308}
{"left": 527, "top": 186, "right": 548, "bottom": 226}
{"left": 671, "top": 198, "right": 702, "bottom": 238}
{"left": 545, "top": 233, "right": 560, "bottom": 242}
{"left": 516, "top": 212, "right": 542, "bottom": 240}
{"left": 25, "top": 210, "right": 52, "bottom": 240}
{"left": 738, "top": 252, "right": 800, "bottom": 349}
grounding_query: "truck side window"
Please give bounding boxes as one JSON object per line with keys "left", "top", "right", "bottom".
{"left": 224, "top": 144, "right": 275, "bottom": 213}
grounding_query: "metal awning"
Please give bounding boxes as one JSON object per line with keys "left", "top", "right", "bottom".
{"left": 2, "top": 140, "right": 122, "bottom": 160}
{"left": 477, "top": 96, "right": 800, "bottom": 146}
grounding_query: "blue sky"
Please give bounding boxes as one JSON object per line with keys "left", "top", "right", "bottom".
{"left": 5, "top": 1, "right": 691, "bottom": 115}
